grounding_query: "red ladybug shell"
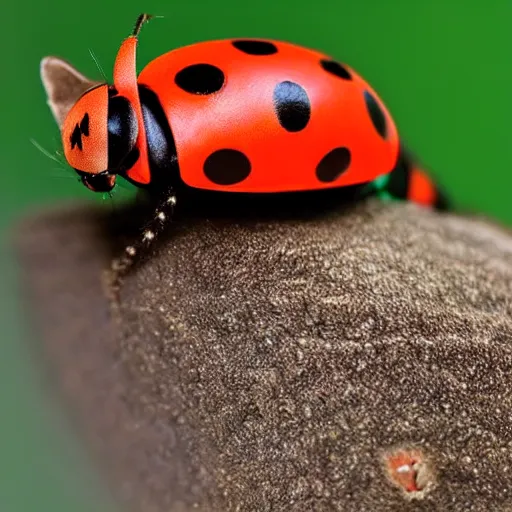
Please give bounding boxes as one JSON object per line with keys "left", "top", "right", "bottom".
{"left": 132, "top": 39, "right": 399, "bottom": 193}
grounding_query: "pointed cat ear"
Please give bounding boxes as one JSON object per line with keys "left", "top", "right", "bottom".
{"left": 40, "top": 57, "right": 103, "bottom": 129}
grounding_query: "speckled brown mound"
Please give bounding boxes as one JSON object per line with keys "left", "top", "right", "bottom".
{"left": 15, "top": 197, "right": 512, "bottom": 512}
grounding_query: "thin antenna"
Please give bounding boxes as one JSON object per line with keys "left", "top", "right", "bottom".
{"left": 133, "top": 13, "right": 154, "bottom": 37}
{"left": 88, "top": 48, "right": 108, "bottom": 82}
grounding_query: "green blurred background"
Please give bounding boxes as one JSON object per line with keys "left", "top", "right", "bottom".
{"left": 0, "top": 1, "right": 510, "bottom": 510}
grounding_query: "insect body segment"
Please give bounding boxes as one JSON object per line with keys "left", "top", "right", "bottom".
{"left": 59, "top": 17, "right": 152, "bottom": 193}
{"left": 62, "top": 84, "right": 110, "bottom": 175}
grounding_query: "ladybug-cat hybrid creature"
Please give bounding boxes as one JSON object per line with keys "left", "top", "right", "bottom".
{"left": 41, "top": 14, "right": 447, "bottom": 278}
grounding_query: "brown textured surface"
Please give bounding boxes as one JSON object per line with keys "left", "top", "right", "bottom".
{"left": 15, "top": 196, "right": 512, "bottom": 512}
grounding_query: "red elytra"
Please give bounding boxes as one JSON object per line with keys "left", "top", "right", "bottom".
{"left": 61, "top": 15, "right": 403, "bottom": 196}
{"left": 138, "top": 40, "right": 399, "bottom": 192}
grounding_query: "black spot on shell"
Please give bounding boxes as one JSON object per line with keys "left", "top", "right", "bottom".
{"left": 316, "top": 147, "right": 351, "bottom": 183}
{"left": 232, "top": 40, "right": 278, "bottom": 55}
{"left": 70, "top": 125, "right": 83, "bottom": 151}
{"left": 320, "top": 59, "right": 352, "bottom": 80}
{"left": 364, "top": 90, "right": 387, "bottom": 139}
{"left": 70, "top": 113, "right": 90, "bottom": 151}
{"left": 80, "top": 113, "right": 89, "bottom": 136}
{"left": 175, "top": 64, "right": 225, "bottom": 95}
{"left": 204, "top": 149, "right": 252, "bottom": 186}
{"left": 273, "top": 81, "right": 311, "bottom": 132}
